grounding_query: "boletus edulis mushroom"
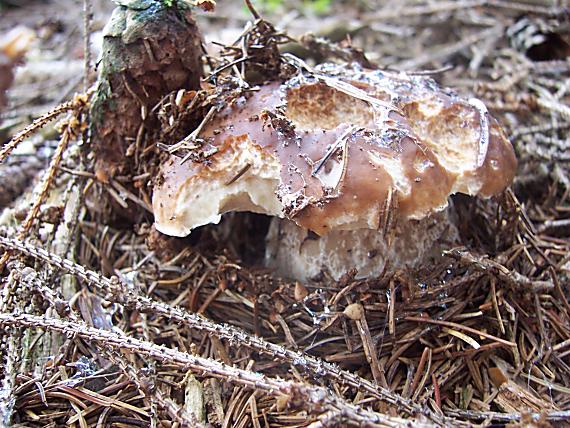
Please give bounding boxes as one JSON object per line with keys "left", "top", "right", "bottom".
{"left": 153, "top": 62, "right": 517, "bottom": 281}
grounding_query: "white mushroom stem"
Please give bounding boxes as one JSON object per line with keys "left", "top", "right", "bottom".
{"left": 265, "top": 208, "right": 458, "bottom": 281}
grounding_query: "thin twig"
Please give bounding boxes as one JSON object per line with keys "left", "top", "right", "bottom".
{"left": 0, "top": 93, "right": 90, "bottom": 164}
{"left": 0, "top": 313, "right": 436, "bottom": 428}
{"left": 0, "top": 235, "right": 435, "bottom": 421}
{"left": 404, "top": 316, "right": 516, "bottom": 347}
{"left": 0, "top": 97, "right": 87, "bottom": 271}
{"left": 443, "top": 248, "right": 554, "bottom": 292}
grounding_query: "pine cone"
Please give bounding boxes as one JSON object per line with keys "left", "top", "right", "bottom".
{"left": 90, "top": 0, "right": 203, "bottom": 177}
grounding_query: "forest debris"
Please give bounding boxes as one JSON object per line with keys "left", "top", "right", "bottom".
{"left": 294, "top": 282, "right": 308, "bottom": 302}
{"left": 0, "top": 93, "right": 89, "bottom": 271}
{"left": 298, "top": 32, "right": 375, "bottom": 69}
{"left": 343, "top": 303, "right": 363, "bottom": 320}
{"left": 405, "top": 316, "right": 515, "bottom": 348}
{"left": 0, "top": 139, "right": 56, "bottom": 208}
{"left": 344, "top": 303, "right": 387, "bottom": 388}
{"left": 442, "top": 328, "right": 480, "bottom": 350}
{"left": 0, "top": 94, "right": 88, "bottom": 165}
{"left": 0, "top": 27, "right": 34, "bottom": 61}
{"left": 489, "top": 366, "right": 558, "bottom": 414}
{"left": 407, "top": 346, "right": 430, "bottom": 400}
{"left": 184, "top": 372, "right": 205, "bottom": 425}
{"left": 0, "top": 313, "right": 438, "bottom": 427}
{"left": 0, "top": 234, "right": 427, "bottom": 418}
{"left": 444, "top": 248, "right": 554, "bottom": 292}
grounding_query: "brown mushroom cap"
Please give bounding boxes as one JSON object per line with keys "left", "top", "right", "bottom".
{"left": 153, "top": 64, "right": 517, "bottom": 238}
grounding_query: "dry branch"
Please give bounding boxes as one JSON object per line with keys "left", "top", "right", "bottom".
{"left": 0, "top": 234, "right": 433, "bottom": 420}
{"left": 0, "top": 313, "right": 436, "bottom": 428}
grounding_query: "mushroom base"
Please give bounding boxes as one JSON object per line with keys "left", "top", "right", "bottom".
{"left": 265, "top": 209, "right": 458, "bottom": 281}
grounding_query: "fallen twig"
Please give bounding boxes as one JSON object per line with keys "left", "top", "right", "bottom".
{"left": 0, "top": 313, "right": 437, "bottom": 428}
{"left": 443, "top": 247, "right": 554, "bottom": 292}
{"left": 0, "top": 234, "right": 436, "bottom": 421}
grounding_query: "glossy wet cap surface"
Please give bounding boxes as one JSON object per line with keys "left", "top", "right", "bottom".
{"left": 153, "top": 63, "right": 517, "bottom": 236}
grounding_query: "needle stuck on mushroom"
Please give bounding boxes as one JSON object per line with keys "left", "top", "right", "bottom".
{"left": 152, "top": 63, "right": 517, "bottom": 281}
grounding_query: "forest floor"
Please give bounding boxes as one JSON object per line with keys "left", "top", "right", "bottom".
{"left": 0, "top": 0, "right": 570, "bottom": 427}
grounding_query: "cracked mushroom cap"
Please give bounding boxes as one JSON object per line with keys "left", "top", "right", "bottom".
{"left": 152, "top": 63, "right": 517, "bottom": 237}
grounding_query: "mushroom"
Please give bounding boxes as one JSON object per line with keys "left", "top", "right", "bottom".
{"left": 0, "top": 26, "right": 34, "bottom": 113}
{"left": 152, "top": 63, "right": 517, "bottom": 281}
